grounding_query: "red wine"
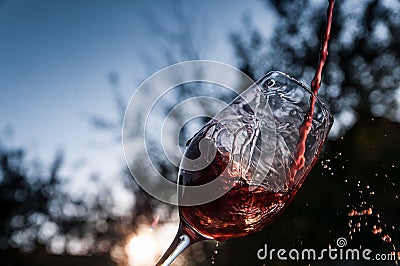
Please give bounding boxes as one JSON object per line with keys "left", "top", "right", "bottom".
{"left": 289, "top": 0, "right": 335, "bottom": 183}
{"left": 156, "top": 3, "right": 336, "bottom": 265}
{"left": 179, "top": 0, "right": 335, "bottom": 242}
{"left": 180, "top": 148, "right": 292, "bottom": 242}
{"left": 180, "top": 184, "right": 291, "bottom": 241}
{"left": 311, "top": 0, "right": 335, "bottom": 95}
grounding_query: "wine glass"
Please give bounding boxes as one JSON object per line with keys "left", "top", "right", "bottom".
{"left": 155, "top": 71, "right": 333, "bottom": 265}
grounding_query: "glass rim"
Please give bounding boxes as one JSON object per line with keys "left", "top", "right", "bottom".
{"left": 262, "top": 70, "right": 334, "bottom": 122}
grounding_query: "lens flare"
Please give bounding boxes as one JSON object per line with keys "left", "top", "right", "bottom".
{"left": 149, "top": 215, "right": 160, "bottom": 232}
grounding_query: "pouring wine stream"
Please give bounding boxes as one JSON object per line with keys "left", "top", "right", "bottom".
{"left": 289, "top": 0, "right": 335, "bottom": 185}
{"left": 155, "top": 1, "right": 335, "bottom": 265}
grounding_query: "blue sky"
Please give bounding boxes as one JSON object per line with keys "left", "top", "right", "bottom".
{"left": 0, "top": 0, "right": 275, "bottom": 199}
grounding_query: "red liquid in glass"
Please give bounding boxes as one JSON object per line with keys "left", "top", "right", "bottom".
{"left": 180, "top": 147, "right": 292, "bottom": 241}
{"left": 180, "top": 0, "right": 335, "bottom": 241}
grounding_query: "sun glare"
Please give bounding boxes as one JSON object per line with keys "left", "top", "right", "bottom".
{"left": 126, "top": 233, "right": 157, "bottom": 266}
{"left": 124, "top": 212, "right": 180, "bottom": 266}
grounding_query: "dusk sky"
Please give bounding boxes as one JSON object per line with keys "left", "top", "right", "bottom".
{"left": 0, "top": 0, "right": 275, "bottom": 199}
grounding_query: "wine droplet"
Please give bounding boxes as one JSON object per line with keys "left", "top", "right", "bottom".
{"left": 372, "top": 225, "right": 382, "bottom": 235}
{"left": 210, "top": 240, "right": 220, "bottom": 264}
{"left": 383, "top": 234, "right": 392, "bottom": 243}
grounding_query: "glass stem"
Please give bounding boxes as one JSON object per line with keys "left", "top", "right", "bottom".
{"left": 155, "top": 233, "right": 190, "bottom": 266}
{"left": 155, "top": 222, "right": 203, "bottom": 266}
